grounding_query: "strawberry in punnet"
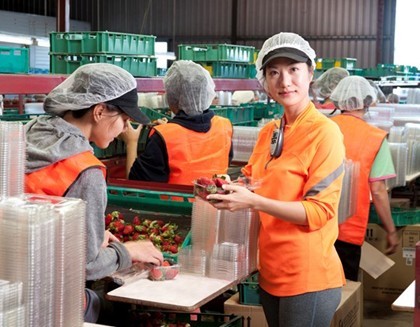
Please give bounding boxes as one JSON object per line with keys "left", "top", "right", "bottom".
{"left": 149, "top": 267, "right": 163, "bottom": 281}
{"left": 162, "top": 260, "right": 171, "bottom": 267}
{"left": 164, "top": 268, "right": 178, "bottom": 280}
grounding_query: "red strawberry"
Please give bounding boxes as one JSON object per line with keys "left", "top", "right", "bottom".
{"left": 174, "top": 235, "right": 184, "bottom": 245}
{"left": 132, "top": 216, "right": 141, "bottom": 226}
{"left": 196, "top": 177, "right": 215, "bottom": 186}
{"left": 164, "top": 268, "right": 178, "bottom": 280}
{"left": 149, "top": 268, "right": 163, "bottom": 281}
{"left": 123, "top": 224, "right": 134, "bottom": 235}
{"left": 134, "top": 225, "right": 148, "bottom": 234}
{"left": 213, "top": 177, "right": 228, "bottom": 188}
{"left": 168, "top": 245, "right": 178, "bottom": 254}
{"left": 162, "top": 260, "right": 171, "bottom": 267}
{"left": 105, "top": 214, "right": 112, "bottom": 227}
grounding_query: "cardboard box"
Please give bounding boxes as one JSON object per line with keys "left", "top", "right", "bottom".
{"left": 331, "top": 280, "right": 362, "bottom": 327}
{"left": 363, "top": 223, "right": 420, "bottom": 302}
{"left": 224, "top": 281, "right": 362, "bottom": 327}
{"left": 224, "top": 293, "right": 268, "bottom": 327}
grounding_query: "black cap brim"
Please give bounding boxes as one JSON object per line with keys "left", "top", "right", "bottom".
{"left": 261, "top": 47, "right": 310, "bottom": 70}
{"left": 106, "top": 88, "right": 151, "bottom": 125}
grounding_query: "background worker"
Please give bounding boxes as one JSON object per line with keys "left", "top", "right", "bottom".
{"left": 121, "top": 60, "right": 233, "bottom": 185}
{"left": 330, "top": 75, "right": 399, "bottom": 281}
{"left": 24, "top": 63, "right": 163, "bottom": 323}
{"left": 311, "top": 67, "right": 349, "bottom": 110}
{"left": 208, "top": 32, "right": 346, "bottom": 327}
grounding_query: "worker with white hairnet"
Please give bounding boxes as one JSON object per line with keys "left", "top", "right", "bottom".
{"left": 121, "top": 60, "right": 233, "bottom": 185}
{"left": 311, "top": 67, "right": 349, "bottom": 109}
{"left": 207, "top": 32, "right": 345, "bottom": 327}
{"left": 25, "top": 63, "right": 163, "bottom": 324}
{"left": 330, "top": 75, "right": 399, "bottom": 281}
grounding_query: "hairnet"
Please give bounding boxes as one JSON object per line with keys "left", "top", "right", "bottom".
{"left": 164, "top": 60, "right": 216, "bottom": 116}
{"left": 368, "top": 80, "right": 386, "bottom": 103}
{"left": 312, "top": 67, "right": 349, "bottom": 98}
{"left": 255, "top": 32, "right": 316, "bottom": 90}
{"left": 44, "top": 63, "right": 137, "bottom": 115}
{"left": 330, "top": 76, "right": 377, "bottom": 111}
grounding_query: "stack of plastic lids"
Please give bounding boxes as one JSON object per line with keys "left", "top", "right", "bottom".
{"left": 0, "top": 194, "right": 86, "bottom": 327}
{"left": 338, "top": 160, "right": 360, "bottom": 224}
{"left": 0, "top": 122, "right": 25, "bottom": 199}
{"left": 232, "top": 126, "right": 261, "bottom": 163}
{"left": 389, "top": 126, "right": 406, "bottom": 143}
{"left": 406, "top": 89, "right": 420, "bottom": 104}
{"left": 405, "top": 123, "right": 420, "bottom": 175}
{"left": 186, "top": 197, "right": 259, "bottom": 281}
{"left": 379, "top": 104, "right": 420, "bottom": 126}
{"left": 0, "top": 280, "right": 24, "bottom": 326}
{"left": 387, "top": 143, "right": 408, "bottom": 189}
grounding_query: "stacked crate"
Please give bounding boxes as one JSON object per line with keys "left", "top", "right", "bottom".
{"left": 178, "top": 44, "right": 255, "bottom": 79}
{"left": 49, "top": 31, "right": 157, "bottom": 77}
{"left": 0, "top": 47, "right": 29, "bottom": 74}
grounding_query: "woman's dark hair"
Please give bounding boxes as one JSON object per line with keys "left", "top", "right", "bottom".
{"left": 70, "top": 103, "right": 122, "bottom": 119}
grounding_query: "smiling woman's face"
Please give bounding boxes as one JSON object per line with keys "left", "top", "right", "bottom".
{"left": 265, "top": 57, "right": 313, "bottom": 112}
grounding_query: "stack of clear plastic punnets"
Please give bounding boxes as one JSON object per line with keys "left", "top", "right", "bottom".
{"left": 179, "top": 197, "right": 259, "bottom": 281}
{"left": 387, "top": 143, "right": 408, "bottom": 189}
{"left": 232, "top": 126, "right": 261, "bottom": 163}
{"left": 0, "top": 122, "right": 25, "bottom": 199}
{"left": 0, "top": 121, "right": 86, "bottom": 327}
{"left": 0, "top": 280, "right": 24, "bottom": 326}
{"left": 338, "top": 160, "right": 360, "bottom": 224}
{"left": 0, "top": 195, "right": 86, "bottom": 327}
{"left": 389, "top": 124, "right": 420, "bottom": 176}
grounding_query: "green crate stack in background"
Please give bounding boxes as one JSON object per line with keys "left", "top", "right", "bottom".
{"left": 49, "top": 31, "right": 157, "bottom": 77}
{"left": 178, "top": 44, "right": 255, "bottom": 79}
{"left": 0, "top": 47, "right": 29, "bottom": 74}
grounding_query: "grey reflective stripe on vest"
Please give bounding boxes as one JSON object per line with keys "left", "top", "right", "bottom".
{"left": 304, "top": 161, "right": 345, "bottom": 197}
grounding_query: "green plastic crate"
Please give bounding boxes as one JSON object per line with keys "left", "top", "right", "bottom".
{"left": 0, "top": 47, "right": 29, "bottom": 73}
{"left": 369, "top": 205, "right": 420, "bottom": 226}
{"left": 238, "top": 272, "right": 261, "bottom": 305}
{"left": 252, "top": 102, "right": 283, "bottom": 120}
{"left": 107, "top": 185, "right": 194, "bottom": 216}
{"left": 129, "top": 310, "right": 243, "bottom": 327}
{"left": 50, "top": 31, "right": 155, "bottom": 56}
{"left": 139, "top": 107, "right": 171, "bottom": 122}
{"left": 335, "top": 58, "right": 357, "bottom": 69}
{"left": 50, "top": 53, "right": 157, "bottom": 77}
{"left": 211, "top": 105, "right": 254, "bottom": 124}
{"left": 178, "top": 44, "right": 255, "bottom": 63}
{"left": 200, "top": 62, "right": 253, "bottom": 79}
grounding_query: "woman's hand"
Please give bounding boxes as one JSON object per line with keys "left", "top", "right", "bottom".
{"left": 101, "top": 230, "right": 120, "bottom": 248}
{"left": 124, "top": 240, "right": 164, "bottom": 266}
{"left": 385, "top": 230, "right": 399, "bottom": 255}
{"left": 206, "top": 184, "right": 257, "bottom": 211}
{"left": 119, "top": 121, "right": 142, "bottom": 144}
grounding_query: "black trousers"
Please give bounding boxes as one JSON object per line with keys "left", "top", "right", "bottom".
{"left": 334, "top": 240, "right": 362, "bottom": 281}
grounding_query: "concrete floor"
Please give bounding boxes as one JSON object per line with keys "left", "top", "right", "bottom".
{"left": 364, "top": 300, "right": 413, "bottom": 327}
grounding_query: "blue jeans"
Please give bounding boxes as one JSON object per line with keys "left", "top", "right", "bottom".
{"left": 260, "top": 286, "right": 342, "bottom": 327}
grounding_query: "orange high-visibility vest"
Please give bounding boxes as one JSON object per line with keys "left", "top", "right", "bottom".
{"left": 332, "top": 114, "right": 387, "bottom": 245}
{"left": 25, "top": 151, "right": 106, "bottom": 196}
{"left": 153, "top": 116, "right": 233, "bottom": 185}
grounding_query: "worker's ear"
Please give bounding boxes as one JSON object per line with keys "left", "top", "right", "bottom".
{"left": 91, "top": 103, "right": 107, "bottom": 123}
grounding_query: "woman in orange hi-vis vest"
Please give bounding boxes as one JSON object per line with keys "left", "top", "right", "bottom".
{"left": 24, "top": 64, "right": 163, "bottom": 324}
{"left": 330, "top": 76, "right": 399, "bottom": 281}
{"left": 208, "top": 32, "right": 346, "bottom": 327}
{"left": 120, "top": 60, "right": 233, "bottom": 185}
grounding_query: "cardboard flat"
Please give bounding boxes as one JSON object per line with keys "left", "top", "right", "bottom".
{"left": 360, "top": 241, "right": 395, "bottom": 279}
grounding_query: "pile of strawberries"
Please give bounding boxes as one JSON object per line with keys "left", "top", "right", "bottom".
{"left": 105, "top": 211, "right": 184, "bottom": 254}
{"left": 194, "top": 175, "right": 230, "bottom": 201}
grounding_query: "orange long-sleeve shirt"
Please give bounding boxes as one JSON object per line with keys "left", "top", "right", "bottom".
{"left": 242, "top": 102, "right": 346, "bottom": 296}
